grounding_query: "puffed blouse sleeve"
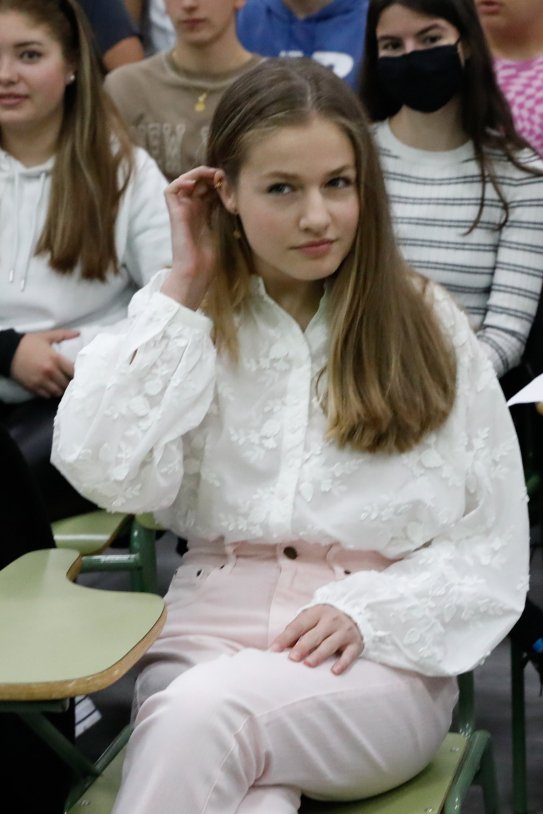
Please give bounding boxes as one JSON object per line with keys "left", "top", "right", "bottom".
{"left": 306, "top": 303, "right": 530, "bottom": 677}
{"left": 52, "top": 271, "right": 216, "bottom": 513}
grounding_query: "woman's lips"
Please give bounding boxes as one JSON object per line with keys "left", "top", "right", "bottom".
{"left": 181, "top": 18, "right": 206, "bottom": 29}
{"left": 0, "top": 94, "right": 27, "bottom": 107}
{"left": 476, "top": 1, "right": 502, "bottom": 14}
{"left": 294, "top": 240, "right": 335, "bottom": 258}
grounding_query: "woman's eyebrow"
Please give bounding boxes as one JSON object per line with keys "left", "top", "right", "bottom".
{"left": 377, "top": 23, "right": 446, "bottom": 42}
{"left": 262, "top": 164, "right": 355, "bottom": 180}
{"left": 13, "top": 39, "right": 45, "bottom": 47}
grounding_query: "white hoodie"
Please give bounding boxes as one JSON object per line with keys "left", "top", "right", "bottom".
{"left": 0, "top": 145, "right": 171, "bottom": 403}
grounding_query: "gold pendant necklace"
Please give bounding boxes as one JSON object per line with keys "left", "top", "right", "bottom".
{"left": 195, "top": 90, "right": 209, "bottom": 112}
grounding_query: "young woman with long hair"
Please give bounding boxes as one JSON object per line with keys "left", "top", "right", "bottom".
{"left": 53, "top": 58, "right": 528, "bottom": 813}
{"left": 0, "top": 0, "right": 171, "bottom": 522}
{"left": 359, "top": 0, "right": 543, "bottom": 383}
{"left": 359, "top": 0, "right": 543, "bottom": 690}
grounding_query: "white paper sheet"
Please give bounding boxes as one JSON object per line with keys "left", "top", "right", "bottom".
{"left": 507, "top": 373, "right": 543, "bottom": 406}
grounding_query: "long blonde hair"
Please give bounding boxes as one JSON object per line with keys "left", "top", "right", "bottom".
{"left": 206, "top": 58, "right": 457, "bottom": 454}
{"left": 0, "top": 0, "right": 134, "bottom": 280}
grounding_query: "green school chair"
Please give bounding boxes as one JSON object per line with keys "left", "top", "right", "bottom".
{"left": 52, "top": 510, "right": 159, "bottom": 594}
{"left": 0, "top": 547, "right": 166, "bottom": 811}
{"left": 66, "top": 671, "right": 499, "bottom": 814}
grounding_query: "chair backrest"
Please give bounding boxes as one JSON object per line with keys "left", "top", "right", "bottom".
{"left": 52, "top": 512, "right": 159, "bottom": 594}
{"left": 52, "top": 512, "right": 130, "bottom": 557}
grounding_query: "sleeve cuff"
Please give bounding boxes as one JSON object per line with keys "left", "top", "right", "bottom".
{"left": 300, "top": 594, "right": 379, "bottom": 657}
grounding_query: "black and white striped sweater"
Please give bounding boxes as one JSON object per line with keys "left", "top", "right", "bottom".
{"left": 374, "top": 121, "right": 543, "bottom": 378}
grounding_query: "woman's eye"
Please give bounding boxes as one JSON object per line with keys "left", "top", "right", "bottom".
{"left": 379, "top": 41, "right": 402, "bottom": 54}
{"left": 20, "top": 49, "right": 42, "bottom": 62}
{"left": 327, "top": 176, "right": 354, "bottom": 190}
{"left": 266, "top": 182, "right": 293, "bottom": 195}
{"left": 421, "top": 34, "right": 442, "bottom": 46}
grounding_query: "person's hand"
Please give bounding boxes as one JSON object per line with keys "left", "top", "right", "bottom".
{"left": 10, "top": 329, "right": 79, "bottom": 398}
{"left": 161, "top": 166, "right": 224, "bottom": 310}
{"left": 270, "top": 604, "right": 363, "bottom": 675}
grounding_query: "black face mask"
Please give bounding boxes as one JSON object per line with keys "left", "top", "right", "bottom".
{"left": 377, "top": 42, "right": 464, "bottom": 114}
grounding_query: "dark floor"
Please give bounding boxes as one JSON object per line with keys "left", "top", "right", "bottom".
{"left": 77, "top": 532, "right": 543, "bottom": 814}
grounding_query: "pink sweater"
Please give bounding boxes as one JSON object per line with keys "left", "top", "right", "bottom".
{"left": 494, "top": 55, "right": 543, "bottom": 157}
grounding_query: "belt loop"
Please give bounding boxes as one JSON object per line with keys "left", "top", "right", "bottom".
{"left": 223, "top": 542, "right": 237, "bottom": 574}
{"left": 326, "top": 542, "right": 345, "bottom": 578}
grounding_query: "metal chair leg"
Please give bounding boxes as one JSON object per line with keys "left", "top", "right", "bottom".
{"left": 511, "top": 639, "right": 528, "bottom": 814}
{"left": 129, "top": 519, "right": 158, "bottom": 594}
{"left": 478, "top": 733, "right": 500, "bottom": 814}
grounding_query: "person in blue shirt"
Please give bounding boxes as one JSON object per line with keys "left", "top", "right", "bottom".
{"left": 236, "top": 0, "right": 369, "bottom": 88}
{"left": 78, "top": 0, "right": 144, "bottom": 71}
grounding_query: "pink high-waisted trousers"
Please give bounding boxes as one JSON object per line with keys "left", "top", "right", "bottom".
{"left": 112, "top": 540, "right": 458, "bottom": 814}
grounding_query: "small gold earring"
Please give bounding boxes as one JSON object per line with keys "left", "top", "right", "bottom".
{"left": 232, "top": 214, "right": 242, "bottom": 239}
{"left": 214, "top": 179, "right": 223, "bottom": 191}
{"left": 68, "top": 73, "right": 76, "bottom": 83}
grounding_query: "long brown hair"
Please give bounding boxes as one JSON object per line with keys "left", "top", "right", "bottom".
{"left": 205, "top": 58, "right": 457, "bottom": 454}
{"left": 359, "top": 0, "right": 543, "bottom": 232}
{"left": 0, "top": 0, "right": 134, "bottom": 280}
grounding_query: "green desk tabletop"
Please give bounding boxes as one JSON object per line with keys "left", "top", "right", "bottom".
{"left": 0, "top": 549, "right": 165, "bottom": 700}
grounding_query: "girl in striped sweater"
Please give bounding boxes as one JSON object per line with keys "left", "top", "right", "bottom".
{"left": 359, "top": 0, "right": 543, "bottom": 687}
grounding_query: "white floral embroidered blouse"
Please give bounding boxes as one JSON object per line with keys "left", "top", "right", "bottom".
{"left": 52, "top": 270, "right": 529, "bottom": 677}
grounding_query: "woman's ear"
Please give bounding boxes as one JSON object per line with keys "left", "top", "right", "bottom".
{"left": 214, "top": 171, "right": 239, "bottom": 215}
{"left": 64, "top": 58, "right": 77, "bottom": 86}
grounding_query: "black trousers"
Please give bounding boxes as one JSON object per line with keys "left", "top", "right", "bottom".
{"left": 0, "top": 397, "right": 95, "bottom": 522}
{"left": 500, "top": 367, "right": 543, "bottom": 657}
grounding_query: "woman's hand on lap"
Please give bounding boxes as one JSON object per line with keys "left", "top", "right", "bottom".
{"left": 270, "top": 604, "right": 364, "bottom": 675}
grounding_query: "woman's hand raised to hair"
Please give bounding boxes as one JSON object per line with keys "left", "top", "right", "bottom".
{"left": 161, "top": 166, "right": 224, "bottom": 310}
{"left": 270, "top": 604, "right": 364, "bottom": 675}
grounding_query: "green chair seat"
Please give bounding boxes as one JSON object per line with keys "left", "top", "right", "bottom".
{"left": 300, "top": 732, "right": 466, "bottom": 813}
{"left": 67, "top": 732, "right": 470, "bottom": 814}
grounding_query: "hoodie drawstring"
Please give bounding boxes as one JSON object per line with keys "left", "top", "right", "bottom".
{"left": 7, "top": 168, "right": 47, "bottom": 292}
{"left": 8, "top": 170, "right": 19, "bottom": 285}
{"left": 19, "top": 171, "right": 47, "bottom": 292}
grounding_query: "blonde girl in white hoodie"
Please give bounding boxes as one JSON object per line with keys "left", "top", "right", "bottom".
{"left": 0, "top": 0, "right": 171, "bottom": 521}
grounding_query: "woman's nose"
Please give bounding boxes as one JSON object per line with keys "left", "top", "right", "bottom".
{"left": 0, "top": 57, "right": 18, "bottom": 83}
{"left": 299, "top": 190, "right": 331, "bottom": 232}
